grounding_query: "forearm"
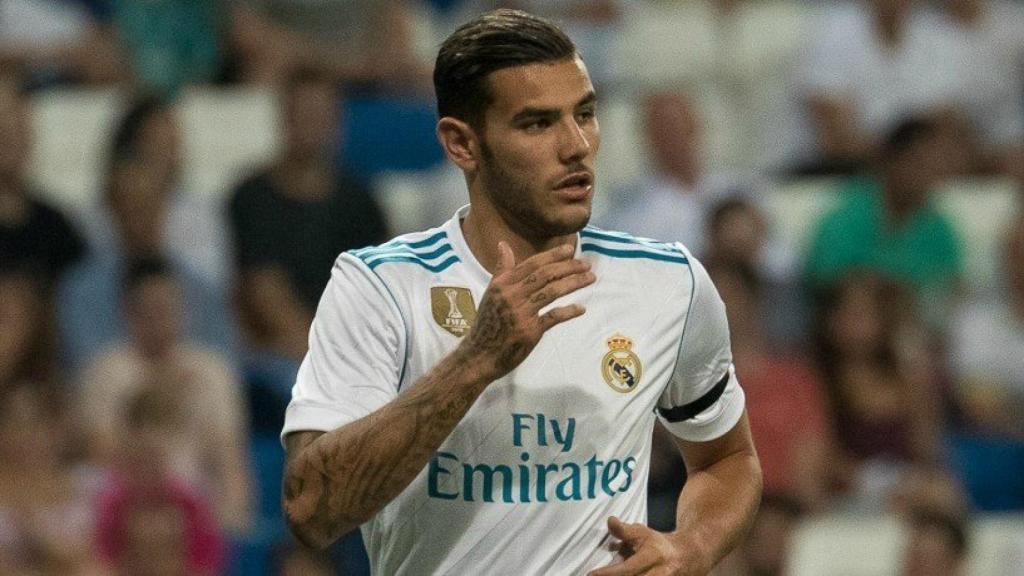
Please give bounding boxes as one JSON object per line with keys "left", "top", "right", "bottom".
{"left": 283, "top": 348, "right": 494, "bottom": 548}
{"left": 672, "top": 449, "right": 762, "bottom": 570}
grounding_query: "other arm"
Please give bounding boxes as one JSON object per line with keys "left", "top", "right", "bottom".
{"left": 590, "top": 414, "right": 761, "bottom": 576}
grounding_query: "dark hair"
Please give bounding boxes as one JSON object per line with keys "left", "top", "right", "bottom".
{"left": 104, "top": 95, "right": 173, "bottom": 206}
{"left": 110, "top": 95, "right": 171, "bottom": 165}
{"left": 122, "top": 255, "right": 174, "bottom": 299}
{"left": 882, "top": 116, "right": 940, "bottom": 157}
{"left": 434, "top": 9, "right": 576, "bottom": 127}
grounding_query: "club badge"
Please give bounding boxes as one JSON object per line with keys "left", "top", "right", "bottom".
{"left": 602, "top": 334, "right": 642, "bottom": 393}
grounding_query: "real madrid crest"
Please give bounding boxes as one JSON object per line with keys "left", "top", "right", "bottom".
{"left": 431, "top": 286, "right": 477, "bottom": 337}
{"left": 602, "top": 334, "right": 642, "bottom": 393}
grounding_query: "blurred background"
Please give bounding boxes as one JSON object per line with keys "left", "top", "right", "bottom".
{"left": 1, "top": 0, "right": 1022, "bottom": 574}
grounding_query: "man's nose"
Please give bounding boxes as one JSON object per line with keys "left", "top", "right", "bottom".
{"left": 559, "top": 118, "right": 591, "bottom": 163}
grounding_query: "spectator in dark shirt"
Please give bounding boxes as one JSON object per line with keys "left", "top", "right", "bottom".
{"left": 229, "top": 68, "right": 388, "bottom": 365}
{"left": 0, "top": 70, "right": 84, "bottom": 285}
{"left": 812, "top": 271, "right": 944, "bottom": 509}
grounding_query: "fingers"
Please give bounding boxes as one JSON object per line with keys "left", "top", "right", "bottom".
{"left": 587, "top": 548, "right": 659, "bottom": 576}
{"left": 539, "top": 303, "right": 586, "bottom": 331}
{"left": 589, "top": 518, "right": 663, "bottom": 576}
{"left": 529, "top": 273, "right": 596, "bottom": 311}
{"left": 522, "top": 257, "right": 591, "bottom": 289}
{"left": 496, "top": 241, "right": 516, "bottom": 275}
{"left": 608, "top": 516, "right": 649, "bottom": 544}
{"left": 504, "top": 242, "right": 575, "bottom": 282}
{"left": 527, "top": 267, "right": 596, "bottom": 311}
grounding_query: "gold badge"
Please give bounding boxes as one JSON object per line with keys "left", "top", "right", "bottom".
{"left": 602, "top": 334, "right": 642, "bottom": 393}
{"left": 431, "top": 286, "right": 477, "bottom": 337}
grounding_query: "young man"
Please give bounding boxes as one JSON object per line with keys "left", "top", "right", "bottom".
{"left": 282, "top": 9, "right": 761, "bottom": 575}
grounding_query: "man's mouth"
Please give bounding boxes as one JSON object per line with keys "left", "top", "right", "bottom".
{"left": 554, "top": 172, "right": 594, "bottom": 200}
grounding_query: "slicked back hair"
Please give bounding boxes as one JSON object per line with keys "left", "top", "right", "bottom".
{"left": 434, "top": 9, "right": 576, "bottom": 129}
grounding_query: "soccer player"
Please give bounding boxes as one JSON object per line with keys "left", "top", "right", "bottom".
{"left": 282, "top": 9, "right": 762, "bottom": 575}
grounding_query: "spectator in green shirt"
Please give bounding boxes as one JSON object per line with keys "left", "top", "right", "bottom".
{"left": 805, "top": 116, "right": 965, "bottom": 326}
{"left": 111, "top": 0, "right": 228, "bottom": 96}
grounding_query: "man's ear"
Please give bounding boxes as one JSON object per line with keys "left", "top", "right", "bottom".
{"left": 437, "top": 117, "right": 480, "bottom": 173}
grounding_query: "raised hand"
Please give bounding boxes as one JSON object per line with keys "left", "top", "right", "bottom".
{"left": 588, "top": 517, "right": 711, "bottom": 576}
{"left": 459, "top": 241, "right": 595, "bottom": 379}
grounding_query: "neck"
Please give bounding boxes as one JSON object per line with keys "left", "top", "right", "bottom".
{"left": 140, "top": 342, "right": 176, "bottom": 363}
{"left": 284, "top": 147, "right": 332, "bottom": 169}
{"left": 276, "top": 155, "right": 333, "bottom": 200}
{"left": 882, "top": 178, "right": 921, "bottom": 226}
{"left": 461, "top": 199, "right": 577, "bottom": 275}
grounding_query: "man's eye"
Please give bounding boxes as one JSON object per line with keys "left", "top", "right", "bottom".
{"left": 577, "top": 110, "right": 596, "bottom": 122}
{"left": 525, "top": 119, "right": 551, "bottom": 131}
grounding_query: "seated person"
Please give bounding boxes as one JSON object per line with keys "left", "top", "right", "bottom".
{"left": 78, "top": 256, "right": 251, "bottom": 533}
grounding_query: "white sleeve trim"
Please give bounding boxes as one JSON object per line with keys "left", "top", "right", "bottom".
{"left": 659, "top": 366, "right": 746, "bottom": 443}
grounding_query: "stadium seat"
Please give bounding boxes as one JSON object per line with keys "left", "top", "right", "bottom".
{"left": 339, "top": 96, "right": 445, "bottom": 176}
{"left": 935, "top": 179, "right": 1020, "bottom": 289}
{"left": 789, "top": 512, "right": 1024, "bottom": 576}
{"left": 28, "top": 87, "right": 280, "bottom": 214}
{"left": 947, "top": 434, "right": 1024, "bottom": 512}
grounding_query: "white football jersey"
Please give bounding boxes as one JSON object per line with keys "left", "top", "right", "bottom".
{"left": 283, "top": 206, "right": 745, "bottom": 575}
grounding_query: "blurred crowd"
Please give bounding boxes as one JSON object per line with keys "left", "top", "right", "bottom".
{"left": 1, "top": 0, "right": 1023, "bottom": 575}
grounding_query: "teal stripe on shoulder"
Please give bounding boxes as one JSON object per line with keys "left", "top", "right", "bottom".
{"left": 352, "top": 230, "right": 448, "bottom": 258}
{"left": 580, "top": 227, "right": 682, "bottom": 253}
{"left": 581, "top": 243, "right": 689, "bottom": 265}
{"left": 367, "top": 254, "right": 460, "bottom": 273}
{"left": 361, "top": 243, "right": 453, "bottom": 265}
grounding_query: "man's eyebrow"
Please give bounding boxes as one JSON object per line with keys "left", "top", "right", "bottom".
{"left": 576, "top": 91, "right": 597, "bottom": 108}
{"left": 512, "top": 107, "right": 559, "bottom": 123}
{"left": 511, "top": 92, "right": 599, "bottom": 123}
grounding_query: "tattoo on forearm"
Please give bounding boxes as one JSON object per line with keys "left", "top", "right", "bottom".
{"left": 284, "top": 354, "right": 490, "bottom": 546}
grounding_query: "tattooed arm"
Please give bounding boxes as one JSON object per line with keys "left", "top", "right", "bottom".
{"left": 283, "top": 242, "right": 595, "bottom": 548}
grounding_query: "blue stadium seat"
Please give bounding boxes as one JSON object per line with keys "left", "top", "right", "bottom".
{"left": 340, "top": 96, "right": 445, "bottom": 176}
{"left": 946, "top": 433, "right": 1024, "bottom": 512}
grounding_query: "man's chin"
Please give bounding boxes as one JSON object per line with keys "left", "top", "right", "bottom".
{"left": 545, "top": 204, "right": 591, "bottom": 236}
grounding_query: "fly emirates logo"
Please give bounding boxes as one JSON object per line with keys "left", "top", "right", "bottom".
{"left": 427, "top": 413, "right": 638, "bottom": 503}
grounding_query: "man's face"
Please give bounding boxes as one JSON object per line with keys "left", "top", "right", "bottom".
{"left": 475, "top": 57, "right": 600, "bottom": 240}
{"left": 285, "top": 81, "right": 339, "bottom": 157}
{"left": 137, "top": 109, "right": 183, "bottom": 185}
{"left": 645, "top": 92, "right": 701, "bottom": 179}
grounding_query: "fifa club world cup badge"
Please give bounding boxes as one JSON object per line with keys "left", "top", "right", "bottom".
{"left": 602, "top": 334, "right": 642, "bottom": 393}
{"left": 431, "top": 286, "right": 477, "bottom": 337}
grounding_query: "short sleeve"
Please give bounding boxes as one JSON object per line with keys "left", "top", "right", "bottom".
{"left": 657, "top": 256, "right": 745, "bottom": 442}
{"left": 281, "top": 253, "right": 405, "bottom": 440}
